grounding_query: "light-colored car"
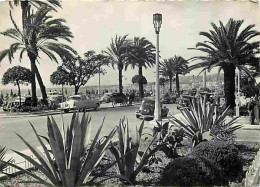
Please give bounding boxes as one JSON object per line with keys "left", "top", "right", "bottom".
{"left": 100, "top": 93, "right": 113, "bottom": 103}
{"left": 47, "top": 92, "right": 64, "bottom": 103}
{"left": 59, "top": 95, "right": 100, "bottom": 113}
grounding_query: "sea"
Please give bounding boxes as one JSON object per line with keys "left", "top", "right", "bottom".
{"left": 0, "top": 84, "right": 155, "bottom": 97}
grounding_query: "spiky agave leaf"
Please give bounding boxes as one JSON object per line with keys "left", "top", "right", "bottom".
{"left": 108, "top": 117, "right": 160, "bottom": 184}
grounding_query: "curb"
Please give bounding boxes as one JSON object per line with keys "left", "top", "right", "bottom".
{"left": 0, "top": 111, "right": 61, "bottom": 118}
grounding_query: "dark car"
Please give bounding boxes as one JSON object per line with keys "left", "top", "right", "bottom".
{"left": 111, "top": 93, "right": 128, "bottom": 107}
{"left": 161, "top": 92, "right": 177, "bottom": 104}
{"left": 136, "top": 98, "right": 169, "bottom": 120}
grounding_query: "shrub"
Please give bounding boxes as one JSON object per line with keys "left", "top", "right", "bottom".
{"left": 153, "top": 121, "right": 185, "bottom": 158}
{"left": 160, "top": 156, "right": 227, "bottom": 186}
{"left": 190, "top": 141, "right": 243, "bottom": 181}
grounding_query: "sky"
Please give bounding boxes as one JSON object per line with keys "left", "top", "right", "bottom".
{"left": 0, "top": 0, "right": 260, "bottom": 90}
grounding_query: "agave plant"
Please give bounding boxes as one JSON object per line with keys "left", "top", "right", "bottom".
{"left": 2, "top": 112, "right": 116, "bottom": 186}
{"left": 170, "top": 96, "right": 242, "bottom": 147}
{"left": 108, "top": 117, "right": 160, "bottom": 184}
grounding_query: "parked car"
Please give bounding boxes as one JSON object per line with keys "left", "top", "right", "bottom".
{"left": 59, "top": 95, "right": 100, "bottom": 113}
{"left": 110, "top": 93, "right": 128, "bottom": 107}
{"left": 176, "top": 95, "right": 195, "bottom": 110}
{"left": 47, "top": 92, "right": 64, "bottom": 105}
{"left": 100, "top": 93, "right": 113, "bottom": 103}
{"left": 3, "top": 96, "right": 36, "bottom": 112}
{"left": 161, "top": 92, "right": 177, "bottom": 104}
{"left": 135, "top": 98, "right": 169, "bottom": 120}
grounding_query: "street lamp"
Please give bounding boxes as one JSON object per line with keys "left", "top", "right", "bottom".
{"left": 153, "top": 13, "right": 162, "bottom": 120}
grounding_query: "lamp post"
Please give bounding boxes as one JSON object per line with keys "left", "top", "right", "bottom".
{"left": 98, "top": 65, "right": 101, "bottom": 99}
{"left": 203, "top": 71, "right": 206, "bottom": 88}
{"left": 153, "top": 13, "right": 162, "bottom": 120}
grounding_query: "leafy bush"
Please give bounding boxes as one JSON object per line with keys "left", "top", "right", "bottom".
{"left": 210, "top": 122, "right": 240, "bottom": 142}
{"left": 190, "top": 141, "right": 243, "bottom": 181}
{"left": 108, "top": 117, "right": 160, "bottom": 184}
{"left": 3, "top": 112, "right": 117, "bottom": 186}
{"left": 153, "top": 121, "right": 184, "bottom": 158}
{"left": 170, "top": 96, "right": 241, "bottom": 148}
{"left": 160, "top": 156, "right": 227, "bottom": 186}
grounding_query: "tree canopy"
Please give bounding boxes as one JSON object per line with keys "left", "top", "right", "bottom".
{"left": 132, "top": 75, "right": 147, "bottom": 85}
{"left": 2, "top": 66, "right": 31, "bottom": 86}
{"left": 53, "top": 51, "right": 107, "bottom": 94}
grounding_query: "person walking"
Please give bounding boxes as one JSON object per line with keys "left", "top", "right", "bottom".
{"left": 248, "top": 97, "right": 256, "bottom": 125}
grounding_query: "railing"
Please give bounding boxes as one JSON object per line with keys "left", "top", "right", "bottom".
{"left": 242, "top": 150, "right": 260, "bottom": 186}
{"left": 1, "top": 155, "right": 36, "bottom": 177}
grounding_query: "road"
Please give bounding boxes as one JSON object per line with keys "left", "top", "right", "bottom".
{"left": 0, "top": 102, "right": 259, "bottom": 154}
{"left": 0, "top": 103, "right": 179, "bottom": 153}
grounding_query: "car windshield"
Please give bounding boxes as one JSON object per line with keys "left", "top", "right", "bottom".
{"left": 143, "top": 100, "right": 155, "bottom": 107}
{"left": 68, "top": 96, "right": 81, "bottom": 101}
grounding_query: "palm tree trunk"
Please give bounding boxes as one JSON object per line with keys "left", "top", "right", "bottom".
{"left": 16, "top": 80, "right": 21, "bottom": 107}
{"left": 75, "top": 86, "right": 79, "bottom": 95}
{"left": 169, "top": 76, "right": 172, "bottom": 93}
{"left": 22, "top": 1, "right": 37, "bottom": 106}
{"left": 21, "top": 1, "right": 29, "bottom": 29}
{"left": 176, "top": 74, "right": 180, "bottom": 96}
{"left": 34, "top": 64, "right": 48, "bottom": 105}
{"left": 138, "top": 66, "right": 144, "bottom": 99}
{"left": 223, "top": 64, "right": 236, "bottom": 108}
{"left": 30, "top": 59, "right": 37, "bottom": 106}
{"left": 119, "top": 67, "right": 123, "bottom": 94}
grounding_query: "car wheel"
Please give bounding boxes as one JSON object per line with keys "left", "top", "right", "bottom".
{"left": 64, "top": 109, "right": 69, "bottom": 113}
{"left": 136, "top": 114, "right": 140, "bottom": 118}
{"left": 94, "top": 103, "right": 100, "bottom": 110}
{"left": 79, "top": 108, "right": 84, "bottom": 112}
{"left": 123, "top": 100, "right": 127, "bottom": 106}
{"left": 112, "top": 100, "right": 116, "bottom": 107}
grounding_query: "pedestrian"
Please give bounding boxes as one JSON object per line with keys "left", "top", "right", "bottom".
{"left": 248, "top": 97, "right": 256, "bottom": 125}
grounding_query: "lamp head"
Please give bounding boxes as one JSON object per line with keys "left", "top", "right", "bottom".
{"left": 153, "top": 13, "right": 162, "bottom": 34}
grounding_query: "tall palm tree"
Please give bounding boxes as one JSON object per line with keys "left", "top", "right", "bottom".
{"left": 0, "top": 7, "right": 76, "bottom": 105}
{"left": 125, "top": 37, "right": 155, "bottom": 98}
{"left": 7, "top": 0, "right": 61, "bottom": 105}
{"left": 189, "top": 18, "right": 260, "bottom": 108}
{"left": 159, "top": 59, "right": 175, "bottom": 93}
{"left": 160, "top": 56, "right": 189, "bottom": 95}
{"left": 103, "top": 35, "right": 131, "bottom": 94}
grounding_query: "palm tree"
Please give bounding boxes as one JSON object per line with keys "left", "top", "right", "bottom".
{"left": 159, "top": 59, "right": 175, "bottom": 93}
{"left": 189, "top": 18, "right": 260, "bottom": 108}
{"left": 8, "top": 0, "right": 61, "bottom": 105}
{"left": 125, "top": 37, "right": 155, "bottom": 98}
{"left": 0, "top": 7, "right": 76, "bottom": 105}
{"left": 103, "top": 35, "right": 131, "bottom": 94}
{"left": 160, "top": 56, "right": 189, "bottom": 95}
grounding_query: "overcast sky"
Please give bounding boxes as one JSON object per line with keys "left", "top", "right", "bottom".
{"left": 0, "top": 0, "right": 260, "bottom": 90}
